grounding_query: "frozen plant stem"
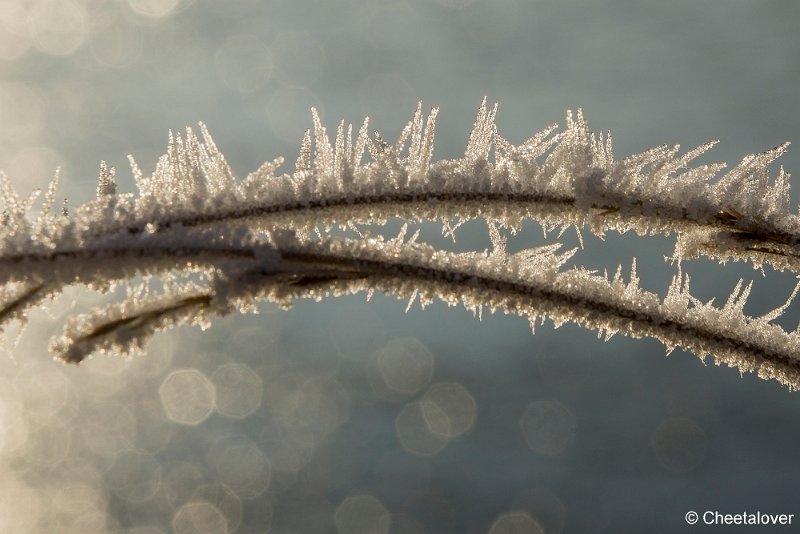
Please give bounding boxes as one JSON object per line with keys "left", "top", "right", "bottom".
{"left": 1, "top": 99, "right": 800, "bottom": 389}
{"left": 51, "top": 233, "right": 800, "bottom": 389}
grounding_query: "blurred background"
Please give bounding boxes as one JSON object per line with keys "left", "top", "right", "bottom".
{"left": 1, "top": 0, "right": 799, "bottom": 532}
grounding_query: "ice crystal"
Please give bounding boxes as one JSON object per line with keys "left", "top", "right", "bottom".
{"left": 1, "top": 100, "right": 799, "bottom": 389}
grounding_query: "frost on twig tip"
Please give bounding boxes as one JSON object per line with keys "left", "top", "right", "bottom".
{"left": 0, "top": 100, "right": 798, "bottom": 390}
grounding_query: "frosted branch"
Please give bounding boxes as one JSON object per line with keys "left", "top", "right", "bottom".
{"left": 2, "top": 101, "right": 797, "bottom": 273}
{"left": 1, "top": 100, "right": 799, "bottom": 390}
{"left": 49, "top": 233, "right": 800, "bottom": 389}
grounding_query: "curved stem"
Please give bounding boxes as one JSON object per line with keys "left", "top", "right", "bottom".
{"left": 53, "top": 237, "right": 800, "bottom": 389}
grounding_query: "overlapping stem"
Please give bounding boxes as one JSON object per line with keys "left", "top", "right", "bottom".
{"left": 1, "top": 100, "right": 799, "bottom": 389}
{"left": 50, "top": 233, "right": 800, "bottom": 389}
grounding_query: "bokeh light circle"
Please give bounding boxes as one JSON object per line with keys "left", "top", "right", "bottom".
{"left": 159, "top": 369, "right": 216, "bottom": 426}
{"left": 651, "top": 416, "right": 708, "bottom": 472}
{"left": 127, "top": 0, "right": 180, "bottom": 20}
{"left": 211, "top": 362, "right": 263, "bottom": 419}
{"left": 489, "top": 511, "right": 545, "bottom": 534}
{"left": 334, "top": 494, "right": 391, "bottom": 534}
{"left": 520, "top": 399, "right": 576, "bottom": 456}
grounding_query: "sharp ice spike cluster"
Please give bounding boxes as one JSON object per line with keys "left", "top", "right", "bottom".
{"left": 1, "top": 100, "right": 799, "bottom": 389}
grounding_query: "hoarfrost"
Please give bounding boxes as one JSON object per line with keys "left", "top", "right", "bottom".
{"left": 1, "top": 100, "right": 799, "bottom": 389}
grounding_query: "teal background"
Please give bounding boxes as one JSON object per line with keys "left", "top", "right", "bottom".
{"left": 1, "top": 1, "right": 799, "bottom": 532}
